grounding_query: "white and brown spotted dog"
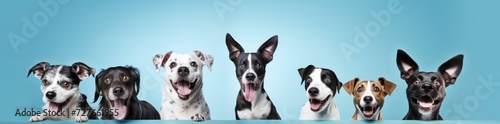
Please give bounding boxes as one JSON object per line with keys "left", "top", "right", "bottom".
{"left": 343, "top": 77, "right": 396, "bottom": 120}
{"left": 153, "top": 50, "right": 214, "bottom": 121}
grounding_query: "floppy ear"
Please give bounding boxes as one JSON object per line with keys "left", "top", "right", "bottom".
{"left": 127, "top": 66, "right": 141, "bottom": 95}
{"left": 343, "top": 78, "right": 359, "bottom": 96}
{"left": 438, "top": 54, "right": 464, "bottom": 87}
{"left": 225, "top": 33, "right": 245, "bottom": 62}
{"left": 378, "top": 77, "right": 396, "bottom": 96}
{"left": 298, "top": 65, "right": 315, "bottom": 85}
{"left": 72, "top": 62, "right": 95, "bottom": 80}
{"left": 194, "top": 50, "right": 214, "bottom": 71}
{"left": 396, "top": 49, "right": 419, "bottom": 80}
{"left": 27, "top": 62, "right": 51, "bottom": 79}
{"left": 153, "top": 51, "right": 173, "bottom": 73}
{"left": 93, "top": 69, "right": 105, "bottom": 103}
{"left": 257, "top": 35, "right": 278, "bottom": 63}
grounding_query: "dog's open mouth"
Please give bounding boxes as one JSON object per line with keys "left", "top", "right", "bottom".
{"left": 48, "top": 97, "right": 71, "bottom": 113}
{"left": 110, "top": 99, "right": 127, "bottom": 120}
{"left": 309, "top": 95, "right": 331, "bottom": 112}
{"left": 243, "top": 83, "right": 260, "bottom": 102}
{"left": 358, "top": 105, "right": 379, "bottom": 119}
{"left": 171, "top": 79, "right": 197, "bottom": 100}
{"left": 412, "top": 95, "right": 441, "bottom": 111}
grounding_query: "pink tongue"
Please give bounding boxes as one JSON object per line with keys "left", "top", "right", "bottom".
{"left": 418, "top": 101, "right": 433, "bottom": 109}
{"left": 113, "top": 100, "right": 127, "bottom": 120}
{"left": 48, "top": 103, "right": 59, "bottom": 112}
{"left": 244, "top": 84, "right": 256, "bottom": 102}
{"left": 310, "top": 102, "right": 321, "bottom": 110}
{"left": 363, "top": 109, "right": 374, "bottom": 115}
{"left": 177, "top": 82, "right": 192, "bottom": 97}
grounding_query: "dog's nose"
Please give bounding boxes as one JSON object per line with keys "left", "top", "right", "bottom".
{"left": 363, "top": 96, "right": 373, "bottom": 104}
{"left": 421, "top": 83, "right": 433, "bottom": 92}
{"left": 246, "top": 73, "right": 256, "bottom": 81}
{"left": 113, "top": 87, "right": 124, "bottom": 96}
{"left": 178, "top": 67, "right": 189, "bottom": 76}
{"left": 45, "top": 91, "right": 56, "bottom": 100}
{"left": 308, "top": 87, "right": 319, "bottom": 97}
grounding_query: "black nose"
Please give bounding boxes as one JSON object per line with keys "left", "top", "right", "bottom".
{"left": 246, "top": 73, "right": 256, "bottom": 81}
{"left": 421, "top": 83, "right": 433, "bottom": 92}
{"left": 308, "top": 87, "right": 319, "bottom": 97}
{"left": 363, "top": 96, "right": 373, "bottom": 104}
{"left": 113, "top": 87, "right": 124, "bottom": 96}
{"left": 178, "top": 67, "right": 189, "bottom": 76}
{"left": 45, "top": 91, "right": 56, "bottom": 100}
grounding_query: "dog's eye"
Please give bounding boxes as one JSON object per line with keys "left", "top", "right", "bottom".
{"left": 306, "top": 77, "right": 312, "bottom": 83}
{"left": 63, "top": 81, "right": 70, "bottom": 87}
{"left": 239, "top": 64, "right": 245, "bottom": 69}
{"left": 42, "top": 79, "right": 49, "bottom": 86}
{"left": 434, "top": 80, "right": 441, "bottom": 87}
{"left": 122, "top": 76, "right": 129, "bottom": 81}
{"left": 374, "top": 87, "right": 380, "bottom": 92}
{"left": 170, "top": 62, "right": 177, "bottom": 68}
{"left": 104, "top": 78, "right": 111, "bottom": 84}
{"left": 357, "top": 87, "right": 363, "bottom": 93}
{"left": 413, "top": 80, "right": 420, "bottom": 85}
{"left": 256, "top": 63, "right": 262, "bottom": 69}
{"left": 190, "top": 62, "right": 197, "bottom": 67}
{"left": 324, "top": 78, "right": 331, "bottom": 83}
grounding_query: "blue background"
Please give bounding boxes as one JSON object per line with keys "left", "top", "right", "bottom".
{"left": 1, "top": 0, "right": 500, "bottom": 121}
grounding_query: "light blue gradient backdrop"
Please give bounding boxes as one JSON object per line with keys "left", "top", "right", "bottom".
{"left": 1, "top": 0, "right": 499, "bottom": 121}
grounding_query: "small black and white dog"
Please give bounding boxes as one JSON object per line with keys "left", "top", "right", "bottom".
{"left": 27, "top": 62, "right": 97, "bottom": 122}
{"left": 93, "top": 66, "right": 160, "bottom": 120}
{"left": 225, "top": 33, "right": 281, "bottom": 120}
{"left": 396, "top": 49, "right": 464, "bottom": 120}
{"left": 298, "top": 65, "right": 342, "bottom": 120}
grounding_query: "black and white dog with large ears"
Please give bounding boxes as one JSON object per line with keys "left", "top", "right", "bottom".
{"left": 225, "top": 33, "right": 281, "bottom": 120}
{"left": 396, "top": 49, "right": 464, "bottom": 120}
{"left": 153, "top": 50, "right": 214, "bottom": 121}
{"left": 27, "top": 62, "right": 97, "bottom": 122}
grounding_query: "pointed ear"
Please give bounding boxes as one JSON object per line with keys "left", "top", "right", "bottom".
{"left": 194, "top": 50, "right": 214, "bottom": 71}
{"left": 93, "top": 69, "right": 104, "bottom": 103}
{"left": 438, "top": 54, "right": 464, "bottom": 87}
{"left": 257, "top": 35, "right": 278, "bottom": 63}
{"left": 298, "top": 65, "right": 315, "bottom": 85}
{"left": 343, "top": 78, "right": 359, "bottom": 96}
{"left": 127, "top": 66, "right": 141, "bottom": 95}
{"left": 378, "top": 77, "right": 396, "bottom": 96}
{"left": 27, "top": 62, "right": 51, "bottom": 79}
{"left": 396, "top": 49, "right": 419, "bottom": 80}
{"left": 153, "top": 51, "right": 173, "bottom": 73}
{"left": 71, "top": 62, "right": 95, "bottom": 80}
{"left": 225, "top": 33, "right": 244, "bottom": 62}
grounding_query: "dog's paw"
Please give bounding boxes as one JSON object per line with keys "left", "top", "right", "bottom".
{"left": 29, "top": 115, "right": 44, "bottom": 122}
{"left": 75, "top": 116, "right": 88, "bottom": 123}
{"left": 191, "top": 113, "right": 205, "bottom": 122}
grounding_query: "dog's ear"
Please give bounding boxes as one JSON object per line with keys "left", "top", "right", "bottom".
{"left": 153, "top": 51, "right": 173, "bottom": 73}
{"left": 257, "top": 35, "right": 278, "bottom": 63}
{"left": 396, "top": 49, "right": 419, "bottom": 80}
{"left": 225, "top": 33, "right": 245, "bottom": 62}
{"left": 298, "top": 65, "right": 315, "bottom": 85}
{"left": 93, "top": 69, "right": 105, "bottom": 103}
{"left": 194, "top": 50, "right": 214, "bottom": 71}
{"left": 343, "top": 77, "right": 359, "bottom": 96}
{"left": 438, "top": 54, "right": 464, "bottom": 87}
{"left": 71, "top": 62, "right": 95, "bottom": 80}
{"left": 27, "top": 62, "right": 51, "bottom": 79}
{"left": 127, "top": 66, "right": 141, "bottom": 95}
{"left": 378, "top": 77, "right": 397, "bottom": 96}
